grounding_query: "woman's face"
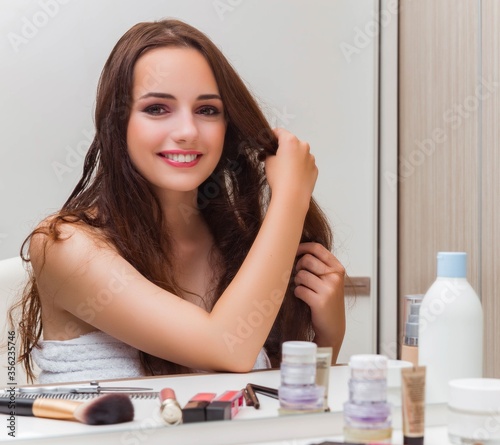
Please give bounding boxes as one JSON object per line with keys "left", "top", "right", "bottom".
{"left": 127, "top": 47, "right": 226, "bottom": 196}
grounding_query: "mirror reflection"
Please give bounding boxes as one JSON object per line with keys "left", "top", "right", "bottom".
{"left": 0, "top": 0, "right": 379, "bottom": 388}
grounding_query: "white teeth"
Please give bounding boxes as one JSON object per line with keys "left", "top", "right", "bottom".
{"left": 163, "top": 153, "right": 198, "bottom": 163}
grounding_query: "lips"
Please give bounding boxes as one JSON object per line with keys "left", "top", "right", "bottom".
{"left": 159, "top": 152, "right": 198, "bottom": 163}
{"left": 157, "top": 151, "right": 202, "bottom": 167}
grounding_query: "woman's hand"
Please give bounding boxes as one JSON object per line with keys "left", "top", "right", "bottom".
{"left": 294, "top": 242, "right": 346, "bottom": 363}
{"left": 264, "top": 128, "right": 317, "bottom": 206}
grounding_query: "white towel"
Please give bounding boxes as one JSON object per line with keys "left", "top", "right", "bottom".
{"left": 32, "top": 331, "right": 144, "bottom": 384}
{"left": 32, "top": 331, "right": 271, "bottom": 384}
{"left": 253, "top": 348, "right": 272, "bottom": 370}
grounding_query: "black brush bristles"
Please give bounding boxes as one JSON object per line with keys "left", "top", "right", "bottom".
{"left": 74, "top": 393, "right": 134, "bottom": 425}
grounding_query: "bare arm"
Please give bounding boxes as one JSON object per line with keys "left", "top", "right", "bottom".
{"left": 32, "top": 129, "right": 317, "bottom": 373}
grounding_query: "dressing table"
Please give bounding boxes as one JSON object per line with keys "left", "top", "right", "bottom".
{"left": 1, "top": 363, "right": 453, "bottom": 444}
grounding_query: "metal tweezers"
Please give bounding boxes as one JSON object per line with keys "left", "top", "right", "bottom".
{"left": 8, "top": 380, "right": 154, "bottom": 395}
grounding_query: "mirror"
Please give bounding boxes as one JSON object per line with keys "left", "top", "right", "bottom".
{"left": 0, "top": 0, "right": 379, "bottom": 376}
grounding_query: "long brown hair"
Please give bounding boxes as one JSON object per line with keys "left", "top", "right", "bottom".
{"left": 10, "top": 19, "right": 332, "bottom": 382}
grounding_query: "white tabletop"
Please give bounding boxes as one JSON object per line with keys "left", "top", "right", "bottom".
{"left": 1, "top": 363, "right": 453, "bottom": 444}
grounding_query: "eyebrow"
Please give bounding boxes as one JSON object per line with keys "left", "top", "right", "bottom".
{"left": 137, "top": 92, "right": 222, "bottom": 101}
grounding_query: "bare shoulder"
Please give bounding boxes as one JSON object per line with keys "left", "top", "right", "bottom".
{"left": 29, "top": 216, "right": 116, "bottom": 286}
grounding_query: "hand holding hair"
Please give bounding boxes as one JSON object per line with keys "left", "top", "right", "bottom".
{"left": 264, "top": 128, "right": 318, "bottom": 204}
{"left": 294, "top": 242, "right": 346, "bottom": 361}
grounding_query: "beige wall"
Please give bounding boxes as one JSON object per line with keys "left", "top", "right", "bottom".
{"left": 398, "top": 0, "right": 500, "bottom": 376}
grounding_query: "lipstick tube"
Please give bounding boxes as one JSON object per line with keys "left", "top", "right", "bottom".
{"left": 159, "top": 388, "right": 182, "bottom": 426}
{"left": 206, "top": 390, "right": 244, "bottom": 421}
{"left": 182, "top": 393, "right": 216, "bottom": 423}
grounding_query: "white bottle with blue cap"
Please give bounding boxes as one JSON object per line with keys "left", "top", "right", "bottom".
{"left": 418, "top": 252, "right": 483, "bottom": 403}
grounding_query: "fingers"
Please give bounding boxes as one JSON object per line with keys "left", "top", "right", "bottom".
{"left": 272, "top": 128, "right": 313, "bottom": 159}
{"left": 295, "top": 242, "right": 346, "bottom": 276}
{"left": 264, "top": 128, "right": 317, "bottom": 204}
{"left": 294, "top": 269, "right": 328, "bottom": 303}
{"left": 294, "top": 267, "right": 343, "bottom": 300}
{"left": 293, "top": 242, "right": 346, "bottom": 352}
{"left": 294, "top": 277, "right": 323, "bottom": 306}
{"left": 294, "top": 242, "right": 345, "bottom": 302}
{"left": 272, "top": 127, "right": 297, "bottom": 140}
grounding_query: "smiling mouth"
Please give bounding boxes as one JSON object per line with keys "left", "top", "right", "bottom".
{"left": 159, "top": 153, "right": 200, "bottom": 163}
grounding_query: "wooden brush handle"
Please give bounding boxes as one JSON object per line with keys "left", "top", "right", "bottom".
{"left": 33, "top": 398, "right": 82, "bottom": 420}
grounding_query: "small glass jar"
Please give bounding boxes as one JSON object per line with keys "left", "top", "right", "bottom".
{"left": 343, "top": 354, "right": 392, "bottom": 443}
{"left": 448, "top": 378, "right": 500, "bottom": 445}
{"left": 278, "top": 341, "right": 324, "bottom": 411}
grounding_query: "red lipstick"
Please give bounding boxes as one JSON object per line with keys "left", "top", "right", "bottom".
{"left": 206, "top": 390, "right": 244, "bottom": 421}
{"left": 181, "top": 393, "right": 216, "bottom": 423}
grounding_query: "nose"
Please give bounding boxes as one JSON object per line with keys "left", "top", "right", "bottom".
{"left": 170, "top": 110, "right": 198, "bottom": 144}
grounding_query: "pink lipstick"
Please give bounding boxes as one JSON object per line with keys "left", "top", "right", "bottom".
{"left": 159, "top": 388, "right": 182, "bottom": 426}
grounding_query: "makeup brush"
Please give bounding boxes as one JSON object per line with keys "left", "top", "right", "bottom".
{"left": 0, "top": 393, "right": 134, "bottom": 425}
{"left": 248, "top": 383, "right": 278, "bottom": 399}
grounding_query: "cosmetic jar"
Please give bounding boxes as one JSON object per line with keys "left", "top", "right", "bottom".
{"left": 448, "top": 378, "right": 500, "bottom": 445}
{"left": 278, "top": 341, "right": 324, "bottom": 411}
{"left": 343, "top": 354, "right": 392, "bottom": 443}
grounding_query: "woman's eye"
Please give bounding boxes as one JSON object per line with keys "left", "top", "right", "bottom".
{"left": 198, "top": 106, "right": 220, "bottom": 116}
{"left": 144, "top": 105, "right": 167, "bottom": 115}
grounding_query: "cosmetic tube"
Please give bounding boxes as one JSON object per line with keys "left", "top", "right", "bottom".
{"left": 182, "top": 393, "right": 216, "bottom": 423}
{"left": 401, "top": 366, "right": 426, "bottom": 445}
{"left": 316, "top": 347, "right": 332, "bottom": 411}
{"left": 401, "top": 295, "right": 423, "bottom": 367}
{"left": 159, "top": 388, "right": 182, "bottom": 426}
{"left": 206, "top": 390, "right": 244, "bottom": 421}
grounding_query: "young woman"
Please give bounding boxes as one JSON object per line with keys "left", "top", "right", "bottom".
{"left": 10, "top": 19, "right": 345, "bottom": 384}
